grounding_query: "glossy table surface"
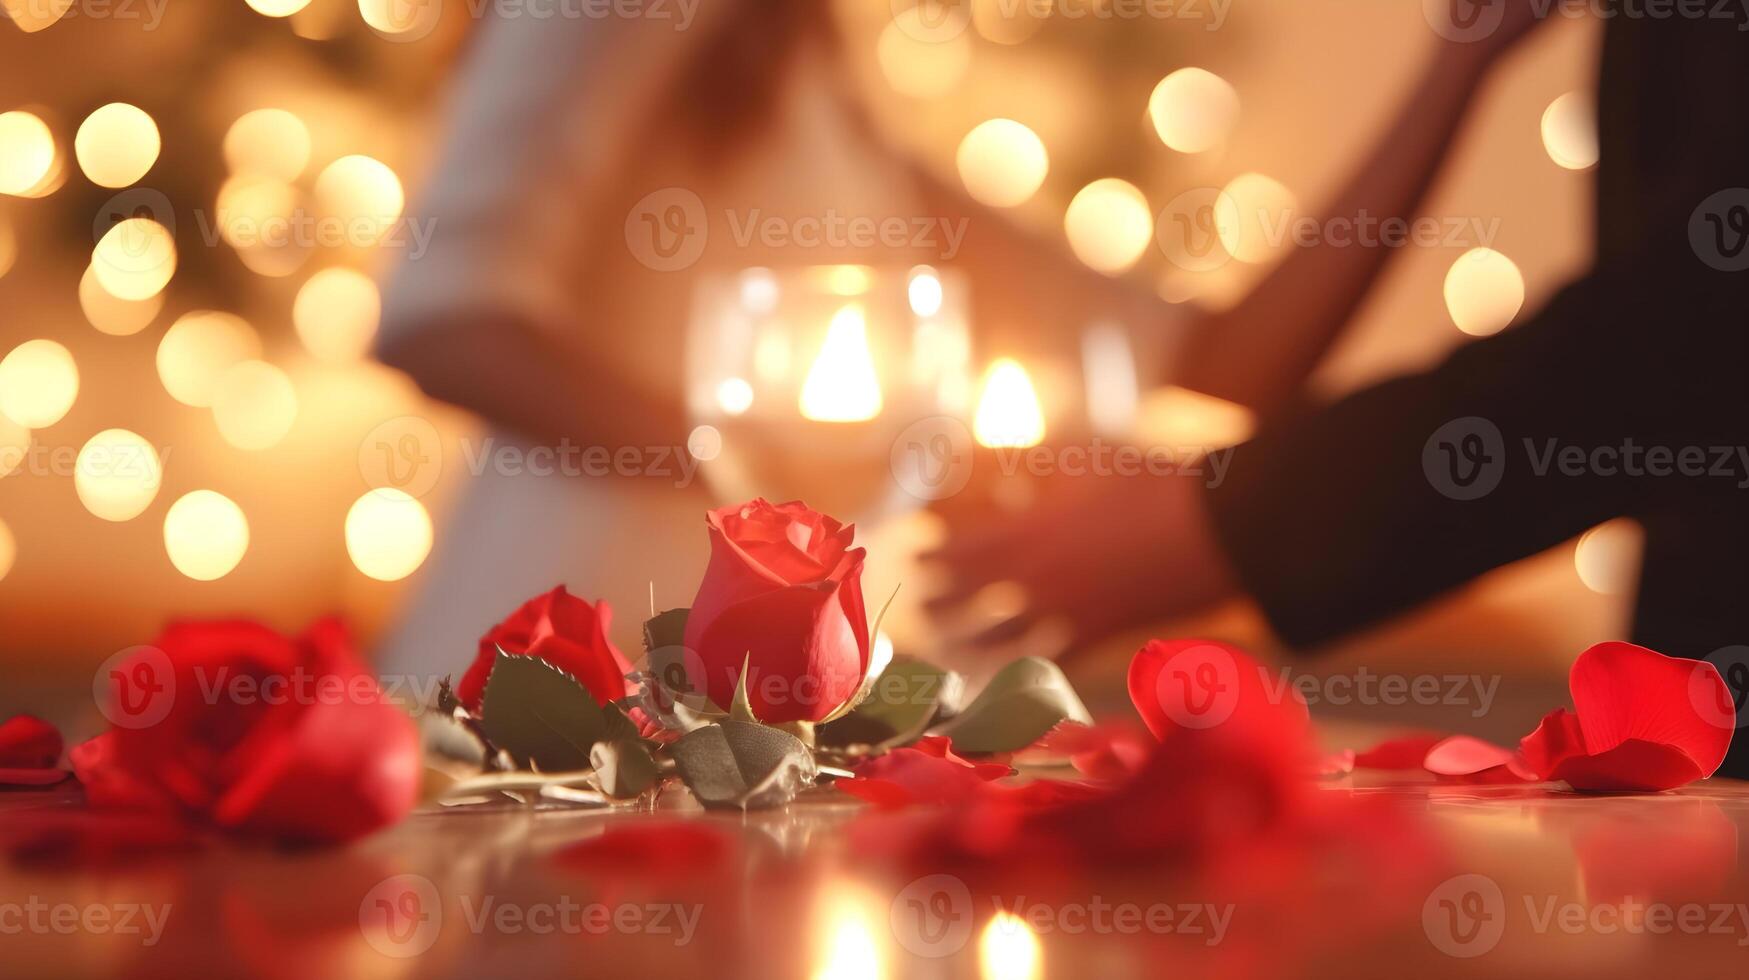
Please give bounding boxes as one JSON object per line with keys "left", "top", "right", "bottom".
{"left": 6, "top": 741, "right": 1749, "bottom": 980}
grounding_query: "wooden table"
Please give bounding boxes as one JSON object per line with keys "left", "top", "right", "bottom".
{"left": 5, "top": 761, "right": 1748, "bottom": 979}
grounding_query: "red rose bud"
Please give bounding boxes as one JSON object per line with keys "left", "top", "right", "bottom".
{"left": 74, "top": 617, "right": 420, "bottom": 845}
{"left": 684, "top": 498, "right": 871, "bottom": 723}
{"left": 456, "top": 586, "right": 635, "bottom": 712}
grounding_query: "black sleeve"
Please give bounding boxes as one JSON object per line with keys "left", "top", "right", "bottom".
{"left": 1203, "top": 228, "right": 1749, "bottom": 649}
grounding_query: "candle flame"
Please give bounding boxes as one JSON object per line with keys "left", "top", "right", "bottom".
{"left": 973, "top": 358, "right": 1045, "bottom": 448}
{"left": 799, "top": 305, "right": 883, "bottom": 423}
{"left": 979, "top": 911, "right": 1042, "bottom": 980}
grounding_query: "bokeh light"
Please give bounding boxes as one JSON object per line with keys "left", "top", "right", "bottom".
{"left": 0, "top": 212, "right": 16, "bottom": 278}
{"left": 1443, "top": 247, "right": 1525, "bottom": 336}
{"left": 73, "top": 103, "right": 160, "bottom": 188}
{"left": 163, "top": 490, "right": 250, "bottom": 581}
{"left": 908, "top": 266, "right": 945, "bottom": 317}
{"left": 799, "top": 305, "right": 883, "bottom": 423}
{"left": 223, "top": 108, "right": 313, "bottom": 182}
{"left": 0, "top": 518, "right": 13, "bottom": 581}
{"left": 346, "top": 488, "right": 434, "bottom": 582}
{"left": 877, "top": 10, "right": 973, "bottom": 99}
{"left": 1541, "top": 92, "right": 1599, "bottom": 171}
{"left": 956, "top": 119, "right": 1049, "bottom": 208}
{"left": 359, "top": 0, "right": 441, "bottom": 38}
{"left": 0, "top": 339, "right": 79, "bottom": 428}
{"left": 79, "top": 263, "right": 164, "bottom": 336}
{"left": 973, "top": 357, "right": 1046, "bottom": 448}
{"left": 293, "top": 267, "right": 381, "bottom": 361}
{"left": 211, "top": 360, "right": 300, "bottom": 451}
{"left": 0, "top": 111, "right": 56, "bottom": 197}
{"left": 1064, "top": 178, "right": 1152, "bottom": 275}
{"left": 244, "top": 0, "right": 312, "bottom": 17}
{"left": 1215, "top": 172, "right": 1297, "bottom": 265}
{"left": 74, "top": 428, "right": 162, "bottom": 522}
{"left": 156, "top": 311, "right": 262, "bottom": 407}
{"left": 979, "top": 911, "right": 1042, "bottom": 980}
{"left": 1575, "top": 519, "right": 1643, "bottom": 595}
{"left": 91, "top": 216, "right": 176, "bottom": 300}
{"left": 1148, "top": 68, "right": 1241, "bottom": 154}
{"left": 215, "top": 173, "right": 312, "bottom": 277}
{"left": 0, "top": 414, "right": 29, "bottom": 478}
{"left": 314, "top": 154, "right": 404, "bottom": 247}
{"left": 2, "top": 0, "right": 72, "bottom": 32}
{"left": 972, "top": 0, "right": 1047, "bottom": 44}
{"left": 715, "top": 377, "right": 754, "bottom": 416}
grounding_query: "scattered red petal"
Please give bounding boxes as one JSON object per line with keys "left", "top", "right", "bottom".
{"left": 1518, "top": 643, "right": 1734, "bottom": 791}
{"left": 555, "top": 819, "right": 736, "bottom": 877}
{"left": 836, "top": 740, "right": 1012, "bottom": 810}
{"left": 1424, "top": 735, "right": 1535, "bottom": 783}
{"left": 1352, "top": 732, "right": 1446, "bottom": 770}
{"left": 1317, "top": 750, "right": 1356, "bottom": 778}
{"left": 1128, "top": 639, "right": 1309, "bottom": 743}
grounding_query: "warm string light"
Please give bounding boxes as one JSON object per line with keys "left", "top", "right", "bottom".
{"left": 346, "top": 489, "right": 434, "bottom": 582}
{"left": 156, "top": 311, "right": 262, "bottom": 408}
{"left": 1444, "top": 247, "right": 1525, "bottom": 337}
{"left": 957, "top": 120, "right": 1049, "bottom": 209}
{"left": 164, "top": 490, "right": 250, "bottom": 581}
{"left": 74, "top": 429, "right": 162, "bottom": 523}
{"left": 74, "top": 103, "right": 160, "bottom": 188}
{"left": 1064, "top": 178, "right": 1152, "bottom": 275}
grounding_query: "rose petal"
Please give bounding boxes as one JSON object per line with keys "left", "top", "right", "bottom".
{"left": 1317, "top": 750, "right": 1356, "bottom": 778}
{"left": 1127, "top": 638, "right": 1307, "bottom": 742}
{"left": 0, "top": 715, "right": 63, "bottom": 769}
{"left": 556, "top": 820, "right": 736, "bottom": 878}
{"left": 1352, "top": 732, "right": 1447, "bottom": 770}
{"left": 1567, "top": 642, "right": 1733, "bottom": 778}
{"left": 1548, "top": 739, "right": 1707, "bottom": 793}
{"left": 1423, "top": 735, "right": 1536, "bottom": 783}
{"left": 837, "top": 741, "right": 1012, "bottom": 809}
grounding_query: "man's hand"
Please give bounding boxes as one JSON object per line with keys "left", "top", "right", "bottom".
{"left": 922, "top": 459, "right": 1241, "bottom": 659}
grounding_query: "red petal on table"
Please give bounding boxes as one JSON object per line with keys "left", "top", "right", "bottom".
{"left": 836, "top": 742, "right": 1012, "bottom": 809}
{"left": 1424, "top": 735, "right": 1535, "bottom": 782}
{"left": 69, "top": 733, "right": 179, "bottom": 812}
{"left": 1317, "top": 750, "right": 1356, "bottom": 778}
{"left": 1352, "top": 732, "right": 1446, "bottom": 770}
{"left": 1127, "top": 639, "right": 1307, "bottom": 742}
{"left": 1567, "top": 641, "right": 1733, "bottom": 780}
{"left": 4, "top": 809, "right": 199, "bottom": 867}
{"left": 1519, "top": 708, "right": 1587, "bottom": 779}
{"left": 0, "top": 767, "right": 71, "bottom": 786}
{"left": 1033, "top": 723, "right": 1153, "bottom": 782}
{"left": 556, "top": 819, "right": 736, "bottom": 877}
{"left": 1549, "top": 740, "right": 1707, "bottom": 793}
{"left": 0, "top": 715, "right": 63, "bottom": 769}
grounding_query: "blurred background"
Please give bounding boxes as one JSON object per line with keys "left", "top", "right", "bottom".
{"left": 0, "top": 0, "right": 1620, "bottom": 728}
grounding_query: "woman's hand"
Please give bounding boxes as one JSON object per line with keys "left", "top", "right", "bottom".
{"left": 922, "top": 457, "right": 1241, "bottom": 658}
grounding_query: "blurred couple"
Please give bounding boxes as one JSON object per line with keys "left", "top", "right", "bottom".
{"left": 377, "top": 2, "right": 1749, "bottom": 771}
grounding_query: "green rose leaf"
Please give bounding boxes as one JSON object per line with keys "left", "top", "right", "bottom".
{"left": 931, "top": 656, "right": 1093, "bottom": 754}
{"left": 478, "top": 650, "right": 614, "bottom": 772}
{"left": 669, "top": 719, "right": 818, "bottom": 810}
{"left": 817, "top": 656, "right": 961, "bottom": 750}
